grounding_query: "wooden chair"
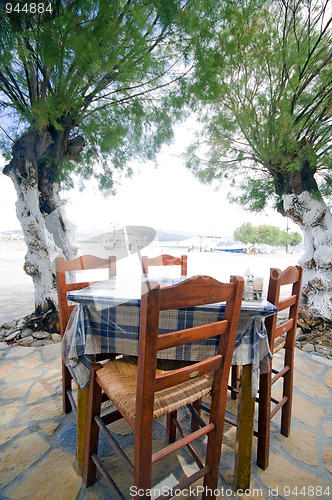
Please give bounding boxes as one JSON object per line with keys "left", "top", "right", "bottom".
{"left": 56, "top": 254, "right": 116, "bottom": 415}
{"left": 83, "top": 275, "right": 244, "bottom": 499}
{"left": 142, "top": 254, "right": 187, "bottom": 276}
{"left": 257, "top": 265, "right": 303, "bottom": 469}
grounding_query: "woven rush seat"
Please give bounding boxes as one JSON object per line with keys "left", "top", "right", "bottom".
{"left": 96, "top": 356, "right": 213, "bottom": 423}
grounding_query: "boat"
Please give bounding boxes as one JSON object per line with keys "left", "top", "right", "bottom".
{"left": 214, "top": 245, "right": 247, "bottom": 254}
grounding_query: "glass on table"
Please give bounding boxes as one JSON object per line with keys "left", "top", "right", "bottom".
{"left": 244, "top": 275, "right": 264, "bottom": 301}
{"left": 253, "top": 276, "right": 264, "bottom": 301}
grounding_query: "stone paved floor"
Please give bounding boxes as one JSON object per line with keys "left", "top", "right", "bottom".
{"left": 0, "top": 341, "right": 331, "bottom": 500}
{"left": 0, "top": 290, "right": 34, "bottom": 325}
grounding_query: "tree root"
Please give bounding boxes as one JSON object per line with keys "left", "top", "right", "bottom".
{"left": 23, "top": 305, "right": 60, "bottom": 333}
{"left": 298, "top": 306, "right": 332, "bottom": 333}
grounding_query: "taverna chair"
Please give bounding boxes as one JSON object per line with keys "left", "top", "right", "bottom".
{"left": 197, "top": 265, "right": 303, "bottom": 471}
{"left": 55, "top": 254, "right": 116, "bottom": 415}
{"left": 142, "top": 254, "right": 187, "bottom": 276}
{"left": 257, "top": 265, "right": 303, "bottom": 469}
{"left": 83, "top": 275, "right": 244, "bottom": 499}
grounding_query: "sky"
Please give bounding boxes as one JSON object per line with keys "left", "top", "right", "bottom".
{"left": 0, "top": 122, "right": 298, "bottom": 239}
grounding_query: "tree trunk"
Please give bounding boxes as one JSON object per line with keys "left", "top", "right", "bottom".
{"left": 282, "top": 190, "right": 332, "bottom": 326}
{"left": 3, "top": 128, "right": 78, "bottom": 331}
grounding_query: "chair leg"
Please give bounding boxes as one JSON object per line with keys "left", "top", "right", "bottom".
{"left": 166, "top": 410, "right": 177, "bottom": 443}
{"left": 190, "top": 399, "right": 202, "bottom": 431}
{"left": 133, "top": 417, "right": 153, "bottom": 497}
{"left": 203, "top": 438, "right": 222, "bottom": 500}
{"left": 83, "top": 369, "right": 102, "bottom": 487}
{"left": 281, "top": 351, "right": 294, "bottom": 437}
{"left": 62, "top": 362, "right": 72, "bottom": 414}
{"left": 202, "top": 387, "right": 227, "bottom": 500}
{"left": 257, "top": 370, "right": 271, "bottom": 470}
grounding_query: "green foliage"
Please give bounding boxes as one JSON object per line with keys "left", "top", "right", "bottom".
{"left": 234, "top": 222, "right": 302, "bottom": 247}
{"left": 0, "top": 0, "right": 212, "bottom": 190}
{"left": 234, "top": 222, "right": 256, "bottom": 245}
{"left": 186, "top": 0, "right": 332, "bottom": 210}
{"left": 288, "top": 232, "right": 302, "bottom": 247}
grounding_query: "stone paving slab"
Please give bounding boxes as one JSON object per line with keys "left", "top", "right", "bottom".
{"left": 0, "top": 291, "right": 34, "bottom": 324}
{"left": 0, "top": 342, "right": 331, "bottom": 500}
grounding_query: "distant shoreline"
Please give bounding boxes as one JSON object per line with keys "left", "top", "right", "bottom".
{"left": 0, "top": 241, "right": 303, "bottom": 325}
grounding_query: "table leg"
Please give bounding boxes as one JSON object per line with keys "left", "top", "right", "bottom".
{"left": 234, "top": 364, "right": 255, "bottom": 491}
{"left": 77, "top": 384, "right": 89, "bottom": 471}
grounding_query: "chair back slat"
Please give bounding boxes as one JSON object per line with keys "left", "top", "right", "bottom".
{"left": 154, "top": 355, "right": 223, "bottom": 392}
{"left": 65, "top": 281, "right": 99, "bottom": 292}
{"left": 142, "top": 254, "right": 187, "bottom": 276}
{"left": 157, "top": 320, "right": 228, "bottom": 352}
{"left": 278, "top": 266, "right": 302, "bottom": 286}
{"left": 273, "top": 318, "right": 294, "bottom": 341}
{"left": 56, "top": 255, "right": 116, "bottom": 338}
{"left": 57, "top": 254, "right": 116, "bottom": 274}
{"left": 158, "top": 275, "right": 234, "bottom": 311}
{"left": 276, "top": 295, "right": 297, "bottom": 311}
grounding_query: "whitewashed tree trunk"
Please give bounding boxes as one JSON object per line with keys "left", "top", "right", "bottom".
{"left": 283, "top": 191, "right": 332, "bottom": 324}
{"left": 2, "top": 126, "right": 83, "bottom": 329}
{"left": 44, "top": 191, "right": 77, "bottom": 265}
{"left": 6, "top": 159, "right": 76, "bottom": 313}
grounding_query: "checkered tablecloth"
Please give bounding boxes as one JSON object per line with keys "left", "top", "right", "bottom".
{"left": 64, "top": 276, "right": 277, "bottom": 396}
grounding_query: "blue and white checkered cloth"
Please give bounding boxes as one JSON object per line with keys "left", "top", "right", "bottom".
{"left": 64, "top": 277, "right": 277, "bottom": 396}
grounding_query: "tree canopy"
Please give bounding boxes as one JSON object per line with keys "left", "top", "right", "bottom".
{"left": 0, "top": 0, "right": 208, "bottom": 192}
{"left": 234, "top": 222, "right": 302, "bottom": 247}
{"left": 184, "top": 0, "right": 332, "bottom": 323}
{"left": 186, "top": 0, "right": 332, "bottom": 211}
{"left": 0, "top": 0, "right": 220, "bottom": 327}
